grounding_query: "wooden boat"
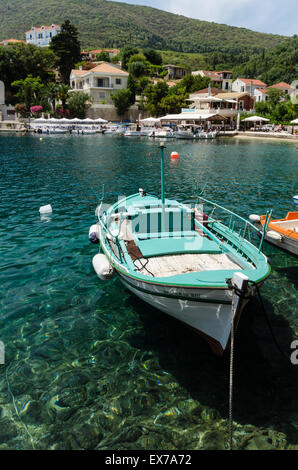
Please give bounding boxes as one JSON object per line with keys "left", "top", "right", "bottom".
{"left": 90, "top": 145, "right": 271, "bottom": 355}
{"left": 250, "top": 211, "right": 298, "bottom": 257}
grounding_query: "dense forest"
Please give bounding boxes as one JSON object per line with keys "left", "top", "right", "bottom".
{"left": 160, "top": 36, "right": 298, "bottom": 85}
{"left": 0, "top": 0, "right": 285, "bottom": 57}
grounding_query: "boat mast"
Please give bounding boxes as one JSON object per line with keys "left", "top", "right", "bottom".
{"left": 160, "top": 142, "right": 166, "bottom": 233}
{"left": 160, "top": 142, "right": 165, "bottom": 204}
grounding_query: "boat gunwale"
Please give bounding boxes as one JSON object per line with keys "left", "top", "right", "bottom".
{"left": 97, "top": 193, "right": 271, "bottom": 288}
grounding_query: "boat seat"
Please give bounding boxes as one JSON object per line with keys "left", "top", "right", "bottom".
{"left": 137, "top": 235, "right": 222, "bottom": 257}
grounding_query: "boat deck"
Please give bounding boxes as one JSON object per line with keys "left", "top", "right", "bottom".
{"left": 133, "top": 252, "right": 243, "bottom": 278}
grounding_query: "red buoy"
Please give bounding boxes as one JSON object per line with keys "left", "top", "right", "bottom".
{"left": 171, "top": 151, "right": 179, "bottom": 159}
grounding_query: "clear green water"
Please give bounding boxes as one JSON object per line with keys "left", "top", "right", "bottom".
{"left": 0, "top": 134, "right": 297, "bottom": 450}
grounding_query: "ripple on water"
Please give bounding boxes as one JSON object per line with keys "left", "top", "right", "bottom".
{"left": 0, "top": 135, "right": 297, "bottom": 450}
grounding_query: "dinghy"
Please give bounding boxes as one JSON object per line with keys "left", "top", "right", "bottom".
{"left": 90, "top": 144, "right": 271, "bottom": 355}
{"left": 249, "top": 210, "right": 298, "bottom": 257}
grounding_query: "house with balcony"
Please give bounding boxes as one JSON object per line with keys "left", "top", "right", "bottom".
{"left": 25, "top": 25, "right": 61, "bottom": 47}
{"left": 192, "top": 70, "right": 233, "bottom": 91}
{"left": 232, "top": 78, "right": 267, "bottom": 96}
{"left": 70, "top": 62, "right": 129, "bottom": 104}
{"left": 163, "top": 65, "right": 186, "bottom": 80}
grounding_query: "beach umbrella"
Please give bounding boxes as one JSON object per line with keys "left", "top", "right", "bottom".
{"left": 94, "top": 118, "right": 108, "bottom": 123}
{"left": 140, "top": 117, "right": 160, "bottom": 123}
{"left": 242, "top": 116, "right": 270, "bottom": 122}
{"left": 290, "top": 118, "right": 298, "bottom": 124}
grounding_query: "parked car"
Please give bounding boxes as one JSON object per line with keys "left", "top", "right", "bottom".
{"left": 261, "top": 124, "right": 275, "bottom": 132}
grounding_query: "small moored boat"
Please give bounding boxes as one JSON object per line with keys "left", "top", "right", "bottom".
{"left": 90, "top": 144, "right": 271, "bottom": 355}
{"left": 249, "top": 210, "right": 298, "bottom": 257}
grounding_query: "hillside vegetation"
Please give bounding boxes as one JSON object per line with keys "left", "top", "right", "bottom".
{"left": 0, "top": 0, "right": 285, "bottom": 56}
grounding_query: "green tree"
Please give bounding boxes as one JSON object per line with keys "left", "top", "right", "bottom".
{"left": 143, "top": 49, "right": 162, "bottom": 66}
{"left": 120, "top": 46, "right": 139, "bottom": 70}
{"left": 111, "top": 89, "right": 132, "bottom": 117}
{"left": 144, "top": 81, "right": 169, "bottom": 116}
{"left": 160, "top": 92, "right": 188, "bottom": 114}
{"left": 11, "top": 75, "right": 44, "bottom": 109}
{"left": 67, "top": 91, "right": 92, "bottom": 118}
{"left": 127, "top": 74, "right": 137, "bottom": 105}
{"left": 0, "top": 43, "right": 56, "bottom": 103}
{"left": 97, "top": 51, "right": 110, "bottom": 62}
{"left": 46, "top": 82, "right": 59, "bottom": 111}
{"left": 128, "top": 61, "right": 147, "bottom": 78}
{"left": 50, "top": 20, "right": 81, "bottom": 83}
{"left": 57, "top": 84, "right": 70, "bottom": 109}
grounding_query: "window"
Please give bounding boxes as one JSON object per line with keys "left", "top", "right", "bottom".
{"left": 116, "top": 78, "right": 122, "bottom": 85}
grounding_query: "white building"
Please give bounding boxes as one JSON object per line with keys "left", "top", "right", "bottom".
{"left": 254, "top": 88, "right": 268, "bottom": 102}
{"left": 25, "top": 25, "right": 61, "bottom": 47}
{"left": 0, "top": 80, "right": 15, "bottom": 120}
{"left": 192, "top": 70, "right": 233, "bottom": 91}
{"left": 70, "top": 62, "right": 129, "bottom": 104}
{"left": 232, "top": 78, "right": 267, "bottom": 96}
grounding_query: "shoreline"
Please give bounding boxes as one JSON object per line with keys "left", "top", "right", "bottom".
{"left": 232, "top": 132, "right": 298, "bottom": 143}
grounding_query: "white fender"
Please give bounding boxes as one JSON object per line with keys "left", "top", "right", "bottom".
{"left": 92, "top": 254, "right": 115, "bottom": 280}
{"left": 266, "top": 230, "right": 283, "bottom": 242}
{"left": 249, "top": 214, "right": 260, "bottom": 223}
{"left": 89, "top": 224, "right": 100, "bottom": 238}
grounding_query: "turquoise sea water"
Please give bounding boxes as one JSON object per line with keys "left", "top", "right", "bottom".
{"left": 0, "top": 134, "right": 297, "bottom": 450}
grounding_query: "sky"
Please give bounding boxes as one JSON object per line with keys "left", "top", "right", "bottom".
{"left": 112, "top": 0, "right": 298, "bottom": 36}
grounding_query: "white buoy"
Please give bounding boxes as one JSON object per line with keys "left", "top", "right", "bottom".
{"left": 266, "top": 230, "right": 283, "bottom": 242}
{"left": 293, "top": 195, "right": 298, "bottom": 206}
{"left": 89, "top": 224, "right": 100, "bottom": 243}
{"left": 92, "top": 254, "right": 115, "bottom": 280}
{"left": 39, "top": 204, "right": 52, "bottom": 215}
{"left": 249, "top": 214, "right": 261, "bottom": 223}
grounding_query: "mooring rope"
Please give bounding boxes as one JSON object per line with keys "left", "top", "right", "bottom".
{"left": 229, "top": 289, "right": 236, "bottom": 451}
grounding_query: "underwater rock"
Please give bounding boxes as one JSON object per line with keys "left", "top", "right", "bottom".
{"left": 245, "top": 435, "right": 276, "bottom": 450}
{"left": 19, "top": 399, "right": 45, "bottom": 424}
{"left": 0, "top": 417, "right": 19, "bottom": 442}
{"left": 201, "top": 429, "right": 227, "bottom": 450}
{"left": 68, "top": 423, "right": 103, "bottom": 450}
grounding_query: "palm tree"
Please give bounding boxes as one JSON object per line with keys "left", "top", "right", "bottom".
{"left": 46, "top": 82, "right": 59, "bottom": 112}
{"left": 57, "top": 84, "right": 70, "bottom": 109}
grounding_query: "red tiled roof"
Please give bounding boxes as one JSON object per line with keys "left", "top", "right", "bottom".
{"left": 26, "top": 25, "right": 60, "bottom": 33}
{"left": 239, "top": 78, "right": 267, "bottom": 86}
{"left": 268, "top": 82, "right": 292, "bottom": 89}
{"left": 192, "top": 87, "right": 223, "bottom": 95}
{"left": 71, "top": 62, "right": 128, "bottom": 77}
{"left": 0, "top": 39, "right": 25, "bottom": 44}
{"left": 256, "top": 88, "right": 268, "bottom": 94}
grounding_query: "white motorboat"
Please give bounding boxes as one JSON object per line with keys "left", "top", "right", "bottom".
{"left": 174, "top": 125, "right": 194, "bottom": 139}
{"left": 152, "top": 127, "right": 174, "bottom": 138}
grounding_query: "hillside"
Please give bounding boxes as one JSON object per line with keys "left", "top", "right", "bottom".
{"left": 0, "top": 0, "right": 286, "bottom": 55}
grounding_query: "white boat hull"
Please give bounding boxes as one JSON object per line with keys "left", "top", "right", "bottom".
{"left": 118, "top": 272, "right": 247, "bottom": 355}
{"left": 256, "top": 224, "right": 298, "bottom": 257}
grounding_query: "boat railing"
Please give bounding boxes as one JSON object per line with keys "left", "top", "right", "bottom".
{"left": 195, "top": 196, "right": 272, "bottom": 253}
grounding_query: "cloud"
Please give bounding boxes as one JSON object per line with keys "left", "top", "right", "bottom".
{"left": 113, "top": 0, "right": 297, "bottom": 35}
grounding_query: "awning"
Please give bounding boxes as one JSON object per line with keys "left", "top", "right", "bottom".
{"left": 242, "top": 116, "right": 269, "bottom": 122}
{"left": 139, "top": 117, "right": 160, "bottom": 123}
{"left": 159, "top": 113, "right": 228, "bottom": 121}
